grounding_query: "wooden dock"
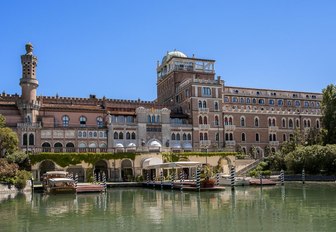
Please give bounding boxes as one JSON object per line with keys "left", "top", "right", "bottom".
{"left": 142, "top": 181, "right": 225, "bottom": 191}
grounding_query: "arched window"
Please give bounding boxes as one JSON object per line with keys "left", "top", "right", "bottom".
{"left": 283, "top": 134, "right": 287, "bottom": 141}
{"left": 96, "top": 116, "right": 104, "bottom": 127}
{"left": 269, "top": 134, "right": 272, "bottom": 141}
{"left": 296, "top": 119, "right": 300, "bottom": 128}
{"left": 256, "top": 133, "right": 260, "bottom": 142}
{"left": 187, "top": 134, "right": 191, "bottom": 140}
{"left": 254, "top": 117, "right": 259, "bottom": 127}
{"left": 54, "top": 142, "right": 63, "bottom": 153}
{"left": 272, "top": 119, "right": 276, "bottom": 126}
{"left": 29, "top": 134, "right": 34, "bottom": 145}
{"left": 229, "top": 117, "right": 233, "bottom": 125}
{"left": 304, "top": 120, "right": 307, "bottom": 128}
{"left": 214, "top": 102, "right": 219, "bottom": 110}
{"left": 23, "top": 133, "right": 27, "bottom": 146}
{"left": 316, "top": 120, "right": 320, "bottom": 128}
{"left": 225, "top": 133, "right": 229, "bottom": 141}
{"left": 198, "top": 100, "right": 202, "bottom": 108}
{"left": 204, "top": 116, "right": 208, "bottom": 125}
{"left": 171, "top": 133, "right": 176, "bottom": 140}
{"left": 126, "top": 132, "right": 130, "bottom": 140}
{"left": 268, "top": 118, "right": 272, "bottom": 127}
{"left": 273, "top": 134, "right": 276, "bottom": 141}
{"left": 288, "top": 119, "right": 293, "bottom": 128}
{"left": 114, "top": 132, "right": 118, "bottom": 139}
{"left": 204, "top": 133, "right": 208, "bottom": 140}
{"left": 229, "top": 133, "right": 233, "bottom": 141}
{"left": 242, "top": 133, "right": 246, "bottom": 142}
{"left": 182, "top": 133, "right": 187, "bottom": 140}
{"left": 148, "top": 115, "right": 151, "bottom": 123}
{"left": 156, "top": 115, "right": 160, "bottom": 123}
{"left": 131, "top": 132, "right": 136, "bottom": 139}
{"left": 119, "top": 132, "right": 123, "bottom": 139}
{"left": 152, "top": 115, "right": 155, "bottom": 123}
{"left": 214, "top": 115, "right": 219, "bottom": 126}
{"left": 199, "top": 116, "right": 203, "bottom": 124}
{"left": 200, "top": 133, "right": 203, "bottom": 141}
{"left": 62, "top": 115, "right": 70, "bottom": 127}
{"left": 42, "top": 142, "right": 51, "bottom": 152}
{"left": 79, "top": 116, "right": 87, "bottom": 127}
{"left": 307, "top": 120, "right": 311, "bottom": 127}
{"left": 203, "top": 101, "right": 207, "bottom": 108}
{"left": 176, "top": 134, "right": 181, "bottom": 141}
{"left": 282, "top": 118, "right": 286, "bottom": 128}
{"left": 216, "top": 133, "right": 219, "bottom": 141}
{"left": 240, "top": 117, "right": 245, "bottom": 127}
{"left": 224, "top": 117, "right": 228, "bottom": 125}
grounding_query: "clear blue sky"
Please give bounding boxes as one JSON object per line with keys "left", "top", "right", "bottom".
{"left": 1, "top": 0, "right": 335, "bottom": 100}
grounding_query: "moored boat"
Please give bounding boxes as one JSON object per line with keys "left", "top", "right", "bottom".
{"left": 42, "top": 171, "right": 76, "bottom": 194}
{"left": 219, "top": 175, "right": 250, "bottom": 186}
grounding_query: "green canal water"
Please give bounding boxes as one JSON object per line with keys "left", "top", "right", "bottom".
{"left": 1, "top": 183, "right": 336, "bottom": 232}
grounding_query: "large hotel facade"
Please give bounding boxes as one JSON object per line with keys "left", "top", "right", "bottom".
{"left": 0, "top": 44, "right": 322, "bottom": 180}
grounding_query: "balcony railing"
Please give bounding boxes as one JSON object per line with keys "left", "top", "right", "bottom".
{"left": 17, "top": 122, "right": 42, "bottom": 129}
{"left": 200, "top": 140, "right": 211, "bottom": 146}
{"left": 198, "top": 108, "right": 209, "bottom": 113}
{"left": 225, "top": 141, "right": 236, "bottom": 146}
{"left": 199, "top": 124, "right": 210, "bottom": 130}
{"left": 224, "top": 125, "right": 236, "bottom": 131}
{"left": 269, "top": 141, "right": 280, "bottom": 146}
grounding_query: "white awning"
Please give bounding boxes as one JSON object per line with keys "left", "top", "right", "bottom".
{"left": 142, "top": 157, "right": 163, "bottom": 169}
{"left": 127, "top": 143, "right": 136, "bottom": 147}
{"left": 150, "top": 141, "right": 161, "bottom": 147}
{"left": 115, "top": 143, "right": 124, "bottom": 148}
{"left": 145, "top": 161, "right": 201, "bottom": 170}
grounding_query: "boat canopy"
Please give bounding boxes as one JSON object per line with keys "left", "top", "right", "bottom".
{"left": 49, "top": 178, "right": 75, "bottom": 183}
{"left": 145, "top": 161, "right": 201, "bottom": 170}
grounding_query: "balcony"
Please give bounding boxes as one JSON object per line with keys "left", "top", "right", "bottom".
{"left": 269, "top": 141, "right": 280, "bottom": 146}
{"left": 17, "top": 122, "right": 42, "bottom": 129}
{"left": 198, "top": 108, "right": 209, "bottom": 113}
{"left": 225, "top": 141, "right": 236, "bottom": 147}
{"left": 268, "top": 126, "right": 279, "bottom": 132}
{"left": 200, "top": 140, "right": 211, "bottom": 147}
{"left": 224, "top": 125, "right": 236, "bottom": 131}
{"left": 199, "top": 124, "right": 210, "bottom": 130}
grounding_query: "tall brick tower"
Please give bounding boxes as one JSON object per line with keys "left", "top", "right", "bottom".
{"left": 18, "top": 43, "right": 40, "bottom": 123}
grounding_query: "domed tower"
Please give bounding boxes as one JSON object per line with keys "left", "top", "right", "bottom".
{"left": 18, "top": 43, "right": 40, "bottom": 123}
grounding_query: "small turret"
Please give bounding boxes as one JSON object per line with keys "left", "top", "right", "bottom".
{"left": 20, "top": 42, "right": 38, "bottom": 103}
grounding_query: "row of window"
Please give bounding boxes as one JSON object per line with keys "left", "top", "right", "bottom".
{"left": 148, "top": 115, "right": 160, "bottom": 123}
{"left": 78, "top": 131, "right": 107, "bottom": 138}
{"left": 113, "top": 131, "right": 136, "bottom": 140}
{"left": 41, "top": 142, "right": 107, "bottom": 148}
{"left": 225, "top": 116, "right": 320, "bottom": 129}
{"left": 230, "top": 132, "right": 295, "bottom": 142}
{"left": 199, "top": 115, "right": 220, "bottom": 125}
{"left": 225, "top": 97, "right": 320, "bottom": 108}
{"left": 171, "top": 133, "right": 192, "bottom": 141}
{"left": 62, "top": 115, "right": 104, "bottom": 127}
{"left": 198, "top": 100, "right": 219, "bottom": 110}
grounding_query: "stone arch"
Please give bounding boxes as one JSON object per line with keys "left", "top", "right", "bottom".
{"left": 66, "top": 142, "right": 75, "bottom": 152}
{"left": 39, "top": 160, "right": 56, "bottom": 181}
{"left": 218, "top": 157, "right": 233, "bottom": 175}
{"left": 42, "top": 142, "right": 51, "bottom": 152}
{"left": 121, "top": 159, "right": 133, "bottom": 181}
{"left": 94, "top": 160, "right": 108, "bottom": 180}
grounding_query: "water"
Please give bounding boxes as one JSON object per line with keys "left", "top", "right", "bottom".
{"left": 1, "top": 183, "right": 336, "bottom": 232}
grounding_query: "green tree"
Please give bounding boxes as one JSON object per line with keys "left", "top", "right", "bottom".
{"left": 0, "top": 114, "right": 5, "bottom": 127}
{"left": 0, "top": 127, "right": 19, "bottom": 157}
{"left": 304, "top": 127, "right": 324, "bottom": 146}
{"left": 321, "top": 84, "right": 336, "bottom": 144}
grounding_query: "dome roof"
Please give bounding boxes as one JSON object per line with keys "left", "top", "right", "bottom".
{"left": 162, "top": 50, "right": 187, "bottom": 64}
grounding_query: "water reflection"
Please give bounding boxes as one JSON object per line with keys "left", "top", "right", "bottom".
{"left": 1, "top": 184, "right": 336, "bottom": 231}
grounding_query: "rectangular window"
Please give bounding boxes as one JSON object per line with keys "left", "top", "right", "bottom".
{"left": 202, "top": 87, "right": 211, "bottom": 96}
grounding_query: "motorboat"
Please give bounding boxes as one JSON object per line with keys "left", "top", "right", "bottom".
{"left": 42, "top": 171, "right": 76, "bottom": 194}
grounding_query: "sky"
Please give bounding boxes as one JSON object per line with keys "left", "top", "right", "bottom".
{"left": 0, "top": 0, "right": 335, "bottom": 101}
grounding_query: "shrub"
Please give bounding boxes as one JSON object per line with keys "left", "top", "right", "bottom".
{"left": 14, "top": 170, "right": 32, "bottom": 190}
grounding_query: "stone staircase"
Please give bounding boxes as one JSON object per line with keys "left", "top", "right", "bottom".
{"left": 236, "top": 159, "right": 261, "bottom": 176}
